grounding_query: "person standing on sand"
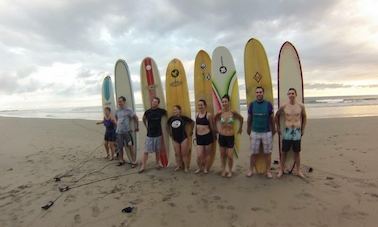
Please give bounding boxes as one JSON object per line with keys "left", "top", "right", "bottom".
{"left": 167, "top": 105, "right": 194, "bottom": 173}
{"left": 246, "top": 86, "right": 276, "bottom": 178}
{"left": 96, "top": 107, "right": 117, "bottom": 160}
{"left": 194, "top": 99, "right": 216, "bottom": 174}
{"left": 214, "top": 95, "right": 243, "bottom": 178}
{"left": 275, "top": 88, "right": 307, "bottom": 178}
{"left": 139, "top": 97, "right": 167, "bottom": 173}
{"left": 115, "top": 96, "right": 139, "bottom": 167}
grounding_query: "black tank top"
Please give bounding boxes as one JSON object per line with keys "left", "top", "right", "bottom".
{"left": 196, "top": 112, "right": 209, "bottom": 125}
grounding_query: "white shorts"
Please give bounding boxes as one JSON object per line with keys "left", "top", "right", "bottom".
{"left": 250, "top": 131, "right": 272, "bottom": 154}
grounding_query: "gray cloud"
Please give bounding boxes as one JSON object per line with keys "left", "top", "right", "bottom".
{"left": 0, "top": 0, "right": 377, "bottom": 108}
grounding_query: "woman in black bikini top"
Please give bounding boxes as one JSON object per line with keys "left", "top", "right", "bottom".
{"left": 195, "top": 99, "right": 215, "bottom": 174}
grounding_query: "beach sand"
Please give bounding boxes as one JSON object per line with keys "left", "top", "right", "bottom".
{"left": 0, "top": 116, "right": 377, "bottom": 227}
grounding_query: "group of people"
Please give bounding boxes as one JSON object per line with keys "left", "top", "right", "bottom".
{"left": 97, "top": 86, "right": 307, "bottom": 178}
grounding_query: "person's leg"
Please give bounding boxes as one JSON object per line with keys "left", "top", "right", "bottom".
{"left": 265, "top": 153, "right": 272, "bottom": 178}
{"left": 104, "top": 141, "right": 110, "bottom": 158}
{"left": 226, "top": 148, "right": 234, "bottom": 177}
{"left": 139, "top": 137, "right": 151, "bottom": 173}
{"left": 263, "top": 132, "right": 273, "bottom": 178}
{"left": 247, "top": 133, "right": 258, "bottom": 177}
{"left": 116, "top": 134, "right": 125, "bottom": 165}
{"left": 173, "top": 141, "right": 182, "bottom": 171}
{"left": 277, "top": 151, "right": 286, "bottom": 178}
{"left": 109, "top": 141, "right": 115, "bottom": 160}
{"left": 294, "top": 152, "right": 304, "bottom": 178}
{"left": 181, "top": 138, "right": 189, "bottom": 172}
{"left": 195, "top": 145, "right": 204, "bottom": 173}
{"left": 278, "top": 140, "right": 289, "bottom": 177}
{"left": 219, "top": 147, "right": 227, "bottom": 177}
{"left": 203, "top": 144, "right": 212, "bottom": 173}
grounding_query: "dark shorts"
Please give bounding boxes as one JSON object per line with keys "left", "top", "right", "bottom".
{"left": 104, "top": 130, "right": 116, "bottom": 142}
{"left": 218, "top": 134, "right": 234, "bottom": 148}
{"left": 116, "top": 132, "right": 134, "bottom": 152}
{"left": 173, "top": 134, "right": 187, "bottom": 144}
{"left": 196, "top": 132, "right": 214, "bottom": 146}
{"left": 282, "top": 140, "right": 301, "bottom": 153}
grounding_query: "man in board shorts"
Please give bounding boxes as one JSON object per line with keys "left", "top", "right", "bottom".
{"left": 247, "top": 86, "right": 276, "bottom": 178}
{"left": 139, "top": 97, "right": 167, "bottom": 173}
{"left": 275, "top": 88, "right": 307, "bottom": 178}
{"left": 115, "top": 96, "right": 139, "bottom": 167}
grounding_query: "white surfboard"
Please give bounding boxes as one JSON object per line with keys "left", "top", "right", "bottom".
{"left": 278, "top": 41, "right": 304, "bottom": 173}
{"left": 114, "top": 59, "right": 138, "bottom": 164}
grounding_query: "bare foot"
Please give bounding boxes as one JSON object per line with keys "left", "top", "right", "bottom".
{"left": 203, "top": 169, "right": 208, "bottom": 174}
{"left": 277, "top": 170, "right": 283, "bottom": 178}
{"left": 297, "top": 171, "right": 305, "bottom": 178}
{"left": 221, "top": 171, "right": 227, "bottom": 177}
{"left": 194, "top": 169, "right": 201, "bottom": 174}
{"left": 138, "top": 167, "right": 145, "bottom": 173}
{"left": 184, "top": 168, "right": 189, "bottom": 173}
{"left": 227, "top": 172, "right": 233, "bottom": 178}
{"left": 246, "top": 170, "right": 253, "bottom": 177}
{"left": 174, "top": 166, "right": 181, "bottom": 171}
{"left": 266, "top": 172, "right": 273, "bottom": 179}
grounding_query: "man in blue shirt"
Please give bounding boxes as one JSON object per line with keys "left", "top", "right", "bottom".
{"left": 246, "top": 87, "right": 276, "bottom": 178}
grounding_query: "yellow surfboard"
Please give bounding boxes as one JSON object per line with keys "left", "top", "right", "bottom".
{"left": 244, "top": 38, "right": 274, "bottom": 174}
{"left": 166, "top": 58, "right": 192, "bottom": 166}
{"left": 194, "top": 50, "right": 216, "bottom": 168}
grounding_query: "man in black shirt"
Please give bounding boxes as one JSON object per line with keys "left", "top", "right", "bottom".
{"left": 139, "top": 97, "right": 167, "bottom": 173}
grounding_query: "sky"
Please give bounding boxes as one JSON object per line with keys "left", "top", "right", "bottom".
{"left": 0, "top": 0, "right": 377, "bottom": 110}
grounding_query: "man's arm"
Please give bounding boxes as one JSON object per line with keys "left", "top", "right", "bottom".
{"left": 301, "top": 104, "right": 307, "bottom": 136}
{"left": 133, "top": 114, "right": 139, "bottom": 132}
{"left": 274, "top": 105, "right": 285, "bottom": 135}
{"left": 142, "top": 113, "right": 147, "bottom": 128}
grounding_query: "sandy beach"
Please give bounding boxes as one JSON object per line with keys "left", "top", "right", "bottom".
{"left": 0, "top": 116, "right": 377, "bottom": 227}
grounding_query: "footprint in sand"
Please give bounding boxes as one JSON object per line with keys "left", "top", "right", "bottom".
{"left": 187, "top": 205, "right": 196, "bottom": 213}
{"left": 213, "top": 195, "right": 221, "bottom": 201}
{"left": 91, "top": 206, "right": 100, "bottom": 217}
{"left": 74, "top": 214, "right": 81, "bottom": 224}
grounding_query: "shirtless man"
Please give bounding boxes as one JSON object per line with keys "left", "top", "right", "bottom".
{"left": 275, "top": 88, "right": 307, "bottom": 178}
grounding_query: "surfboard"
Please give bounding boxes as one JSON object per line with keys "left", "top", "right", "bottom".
{"left": 140, "top": 57, "right": 170, "bottom": 167}
{"left": 194, "top": 50, "right": 216, "bottom": 168}
{"left": 278, "top": 41, "right": 304, "bottom": 173}
{"left": 211, "top": 46, "right": 241, "bottom": 157}
{"left": 244, "top": 38, "right": 274, "bottom": 174}
{"left": 165, "top": 58, "right": 192, "bottom": 166}
{"left": 101, "top": 75, "right": 116, "bottom": 117}
{"left": 114, "top": 59, "right": 138, "bottom": 163}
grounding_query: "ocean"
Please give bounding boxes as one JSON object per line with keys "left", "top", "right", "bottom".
{"left": 0, "top": 95, "right": 377, "bottom": 120}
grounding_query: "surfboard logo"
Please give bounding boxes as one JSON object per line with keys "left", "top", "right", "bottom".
{"left": 171, "top": 69, "right": 179, "bottom": 78}
{"left": 200, "top": 63, "right": 206, "bottom": 69}
{"left": 219, "top": 56, "right": 227, "bottom": 74}
{"left": 220, "top": 66, "right": 227, "bottom": 74}
{"left": 253, "top": 72, "right": 262, "bottom": 83}
{"left": 145, "top": 65, "right": 152, "bottom": 71}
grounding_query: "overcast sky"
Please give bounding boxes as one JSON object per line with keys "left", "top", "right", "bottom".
{"left": 0, "top": 0, "right": 377, "bottom": 109}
